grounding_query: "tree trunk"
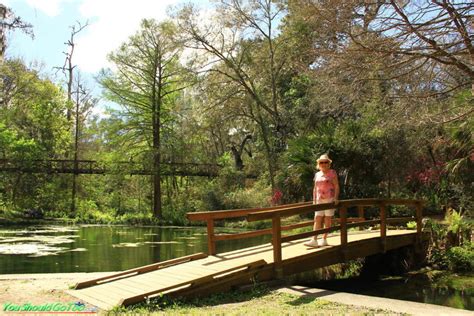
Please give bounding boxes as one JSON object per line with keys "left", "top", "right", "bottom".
{"left": 70, "top": 85, "right": 81, "bottom": 217}
{"left": 256, "top": 112, "right": 276, "bottom": 190}
{"left": 152, "top": 106, "right": 162, "bottom": 218}
{"left": 152, "top": 61, "right": 162, "bottom": 219}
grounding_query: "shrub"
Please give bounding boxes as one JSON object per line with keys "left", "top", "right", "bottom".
{"left": 117, "top": 212, "right": 158, "bottom": 225}
{"left": 446, "top": 243, "right": 474, "bottom": 272}
{"left": 223, "top": 184, "right": 272, "bottom": 210}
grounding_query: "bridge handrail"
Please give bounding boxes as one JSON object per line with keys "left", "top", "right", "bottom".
{"left": 187, "top": 201, "right": 311, "bottom": 221}
{"left": 247, "top": 198, "right": 422, "bottom": 222}
{"left": 186, "top": 198, "right": 424, "bottom": 263}
{"left": 251, "top": 198, "right": 424, "bottom": 266}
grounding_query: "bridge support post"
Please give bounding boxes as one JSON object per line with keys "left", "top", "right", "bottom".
{"left": 272, "top": 216, "right": 283, "bottom": 278}
{"left": 339, "top": 206, "right": 348, "bottom": 261}
{"left": 380, "top": 203, "right": 387, "bottom": 253}
{"left": 272, "top": 216, "right": 282, "bottom": 262}
{"left": 206, "top": 219, "right": 216, "bottom": 255}
{"left": 415, "top": 202, "right": 424, "bottom": 253}
{"left": 357, "top": 206, "right": 365, "bottom": 231}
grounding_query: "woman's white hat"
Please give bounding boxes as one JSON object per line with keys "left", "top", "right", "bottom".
{"left": 317, "top": 154, "right": 332, "bottom": 163}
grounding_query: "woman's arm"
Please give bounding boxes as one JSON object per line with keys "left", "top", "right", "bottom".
{"left": 313, "top": 174, "right": 317, "bottom": 204}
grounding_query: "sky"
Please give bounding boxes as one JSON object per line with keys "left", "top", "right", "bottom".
{"left": 2, "top": 0, "right": 209, "bottom": 114}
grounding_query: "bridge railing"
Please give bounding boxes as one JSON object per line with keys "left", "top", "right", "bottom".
{"left": 187, "top": 201, "right": 311, "bottom": 254}
{"left": 187, "top": 198, "right": 424, "bottom": 264}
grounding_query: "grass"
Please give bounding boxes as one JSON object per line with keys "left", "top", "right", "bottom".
{"left": 432, "top": 271, "right": 474, "bottom": 292}
{"left": 105, "top": 285, "right": 402, "bottom": 315}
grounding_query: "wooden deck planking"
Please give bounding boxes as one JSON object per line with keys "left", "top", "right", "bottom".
{"left": 72, "top": 286, "right": 127, "bottom": 306}
{"left": 124, "top": 270, "right": 187, "bottom": 285}
{"left": 87, "top": 282, "right": 141, "bottom": 298}
{"left": 135, "top": 272, "right": 196, "bottom": 286}
{"left": 163, "top": 265, "right": 219, "bottom": 278}
{"left": 117, "top": 278, "right": 166, "bottom": 291}
{"left": 109, "top": 270, "right": 197, "bottom": 290}
{"left": 69, "top": 230, "right": 419, "bottom": 310}
{"left": 69, "top": 291, "right": 115, "bottom": 310}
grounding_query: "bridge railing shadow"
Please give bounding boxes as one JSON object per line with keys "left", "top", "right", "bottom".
{"left": 187, "top": 199, "right": 424, "bottom": 266}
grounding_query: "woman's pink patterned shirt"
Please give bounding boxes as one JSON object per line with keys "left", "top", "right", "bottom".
{"left": 314, "top": 169, "right": 337, "bottom": 201}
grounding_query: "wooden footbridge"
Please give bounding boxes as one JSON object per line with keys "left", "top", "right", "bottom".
{"left": 68, "top": 198, "right": 428, "bottom": 310}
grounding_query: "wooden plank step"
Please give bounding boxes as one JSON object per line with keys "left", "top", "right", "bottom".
{"left": 66, "top": 290, "right": 115, "bottom": 310}
{"left": 75, "top": 253, "right": 208, "bottom": 289}
{"left": 119, "top": 259, "right": 267, "bottom": 306}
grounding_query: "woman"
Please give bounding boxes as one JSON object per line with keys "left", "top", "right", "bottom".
{"left": 305, "top": 154, "right": 339, "bottom": 247}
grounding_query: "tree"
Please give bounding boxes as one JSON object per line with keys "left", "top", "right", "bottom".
{"left": 0, "top": 59, "right": 70, "bottom": 212}
{"left": 0, "top": 4, "right": 33, "bottom": 60}
{"left": 55, "top": 21, "right": 91, "bottom": 216}
{"left": 55, "top": 21, "right": 89, "bottom": 122}
{"left": 286, "top": 0, "right": 473, "bottom": 122}
{"left": 100, "top": 19, "right": 187, "bottom": 218}
{"left": 175, "top": 0, "right": 290, "bottom": 190}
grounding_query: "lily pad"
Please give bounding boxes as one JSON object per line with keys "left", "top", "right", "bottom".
{"left": 66, "top": 248, "right": 88, "bottom": 252}
{"left": 0, "top": 243, "right": 67, "bottom": 255}
{"left": 0, "top": 235, "right": 76, "bottom": 245}
{"left": 112, "top": 242, "right": 143, "bottom": 248}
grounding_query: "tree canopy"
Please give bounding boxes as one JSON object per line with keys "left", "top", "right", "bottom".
{"left": 0, "top": 0, "right": 472, "bottom": 222}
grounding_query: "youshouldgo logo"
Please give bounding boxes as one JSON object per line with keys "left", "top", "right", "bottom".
{"left": 2, "top": 301, "right": 97, "bottom": 314}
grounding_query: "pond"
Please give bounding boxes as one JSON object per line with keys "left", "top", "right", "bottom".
{"left": 0, "top": 224, "right": 269, "bottom": 274}
{"left": 1, "top": 224, "right": 471, "bottom": 312}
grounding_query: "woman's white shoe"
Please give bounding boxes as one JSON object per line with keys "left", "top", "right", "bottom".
{"left": 304, "top": 239, "right": 319, "bottom": 247}
{"left": 318, "top": 239, "right": 328, "bottom": 246}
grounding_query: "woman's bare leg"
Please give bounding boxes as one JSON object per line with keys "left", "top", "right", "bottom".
{"left": 314, "top": 215, "right": 324, "bottom": 240}
{"left": 323, "top": 216, "right": 332, "bottom": 239}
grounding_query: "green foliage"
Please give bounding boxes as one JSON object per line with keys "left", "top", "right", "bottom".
{"left": 191, "top": 154, "right": 272, "bottom": 213}
{"left": 1, "top": 1, "right": 472, "bottom": 236}
{"left": 116, "top": 212, "right": 159, "bottom": 226}
{"left": 0, "top": 59, "right": 71, "bottom": 215}
{"left": 424, "top": 209, "right": 472, "bottom": 271}
{"left": 445, "top": 208, "right": 472, "bottom": 246}
{"left": 0, "top": 122, "right": 40, "bottom": 160}
{"left": 197, "top": 176, "right": 271, "bottom": 213}
{"left": 446, "top": 243, "right": 474, "bottom": 272}
{"left": 337, "top": 260, "right": 364, "bottom": 279}
{"left": 224, "top": 186, "right": 270, "bottom": 209}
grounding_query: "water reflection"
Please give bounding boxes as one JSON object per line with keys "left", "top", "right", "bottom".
{"left": 0, "top": 225, "right": 270, "bottom": 274}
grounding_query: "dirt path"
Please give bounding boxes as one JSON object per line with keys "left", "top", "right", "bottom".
{"left": 278, "top": 285, "right": 473, "bottom": 316}
{"left": 0, "top": 272, "right": 111, "bottom": 314}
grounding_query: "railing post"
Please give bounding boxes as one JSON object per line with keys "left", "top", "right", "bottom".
{"left": 380, "top": 202, "right": 387, "bottom": 253}
{"left": 272, "top": 215, "right": 282, "bottom": 277}
{"left": 416, "top": 202, "right": 423, "bottom": 244}
{"left": 339, "top": 206, "right": 348, "bottom": 260}
{"left": 206, "top": 219, "right": 216, "bottom": 255}
{"left": 357, "top": 205, "right": 365, "bottom": 231}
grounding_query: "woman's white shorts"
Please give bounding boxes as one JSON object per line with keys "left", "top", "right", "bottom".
{"left": 314, "top": 198, "right": 336, "bottom": 217}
